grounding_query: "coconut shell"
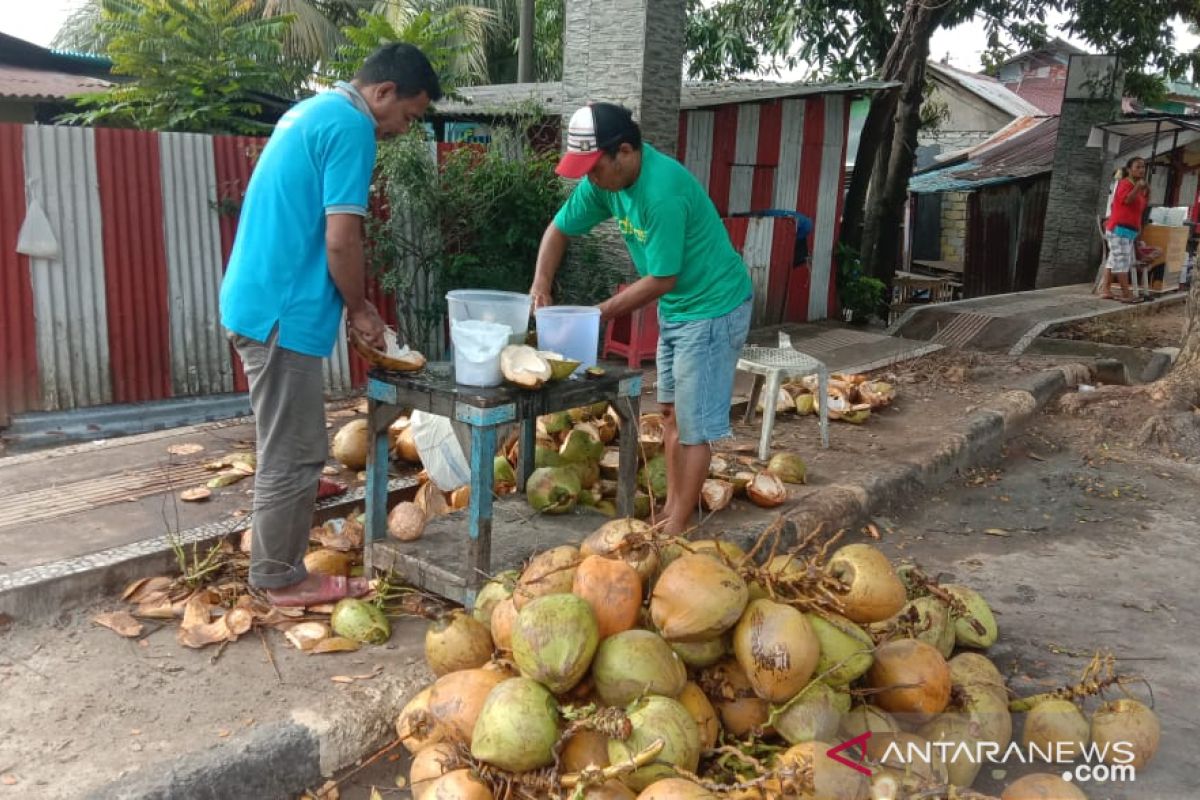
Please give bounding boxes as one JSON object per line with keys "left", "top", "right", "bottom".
{"left": 732, "top": 599, "right": 820, "bottom": 703}
{"left": 1090, "top": 698, "right": 1159, "bottom": 768}
{"left": 472, "top": 571, "right": 518, "bottom": 629}
{"left": 949, "top": 652, "right": 1008, "bottom": 702}
{"left": 426, "top": 611, "right": 494, "bottom": 677}
{"left": 806, "top": 612, "right": 874, "bottom": 686}
{"left": 331, "top": 419, "right": 370, "bottom": 470}
{"left": 745, "top": 471, "right": 787, "bottom": 508}
{"left": 513, "top": 545, "right": 580, "bottom": 609}
{"left": 771, "top": 682, "right": 846, "bottom": 745}
{"left": 676, "top": 682, "right": 720, "bottom": 751}
{"left": 918, "top": 713, "right": 985, "bottom": 788}
{"left": 827, "top": 543, "right": 907, "bottom": 623}
{"left": 770, "top": 741, "right": 870, "bottom": 800}
{"left": 702, "top": 658, "right": 770, "bottom": 737}
{"left": 388, "top": 501, "right": 427, "bottom": 542}
{"left": 410, "top": 742, "right": 456, "bottom": 800}
{"left": 699, "top": 479, "right": 734, "bottom": 512}
{"left": 670, "top": 636, "right": 729, "bottom": 669}
{"left": 592, "top": 629, "right": 687, "bottom": 707}
{"left": 425, "top": 769, "right": 495, "bottom": 800}
{"left": 303, "top": 548, "right": 354, "bottom": 577}
{"left": 393, "top": 421, "right": 421, "bottom": 464}
{"left": 471, "top": 677, "right": 560, "bottom": 772}
{"left": 561, "top": 729, "right": 610, "bottom": 772}
{"left": 867, "top": 639, "right": 951, "bottom": 721}
{"left": 489, "top": 596, "right": 518, "bottom": 652}
{"left": 1020, "top": 699, "right": 1090, "bottom": 763}
{"left": 427, "top": 668, "right": 509, "bottom": 745}
{"left": 500, "top": 344, "right": 551, "bottom": 389}
{"left": 581, "top": 518, "right": 659, "bottom": 585}
{"left": 1000, "top": 773, "right": 1087, "bottom": 800}
{"left": 511, "top": 593, "right": 599, "bottom": 694}
{"left": 651, "top": 554, "right": 748, "bottom": 642}
{"left": 943, "top": 583, "right": 999, "bottom": 649}
{"left": 636, "top": 778, "right": 717, "bottom": 799}
{"left": 607, "top": 696, "right": 701, "bottom": 792}
{"left": 572, "top": 555, "right": 642, "bottom": 639}
{"left": 397, "top": 686, "right": 446, "bottom": 754}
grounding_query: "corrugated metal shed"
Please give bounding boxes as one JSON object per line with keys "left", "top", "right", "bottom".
{"left": 432, "top": 79, "right": 896, "bottom": 116}
{"left": 910, "top": 116, "right": 1059, "bottom": 193}
{"left": 0, "top": 65, "right": 112, "bottom": 101}
{"left": 926, "top": 61, "right": 1043, "bottom": 118}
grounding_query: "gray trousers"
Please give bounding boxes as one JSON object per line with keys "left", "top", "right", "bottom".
{"left": 231, "top": 329, "right": 328, "bottom": 589}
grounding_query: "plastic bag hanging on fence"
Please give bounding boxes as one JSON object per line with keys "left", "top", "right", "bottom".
{"left": 16, "top": 196, "right": 59, "bottom": 259}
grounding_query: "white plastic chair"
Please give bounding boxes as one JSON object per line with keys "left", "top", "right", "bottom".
{"left": 738, "top": 333, "right": 830, "bottom": 461}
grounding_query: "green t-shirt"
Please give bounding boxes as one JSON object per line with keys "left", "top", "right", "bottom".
{"left": 553, "top": 144, "right": 752, "bottom": 322}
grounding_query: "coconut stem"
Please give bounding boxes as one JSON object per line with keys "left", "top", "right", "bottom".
{"left": 559, "top": 739, "right": 664, "bottom": 790}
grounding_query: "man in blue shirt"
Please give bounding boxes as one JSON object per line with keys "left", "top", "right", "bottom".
{"left": 220, "top": 44, "right": 441, "bottom": 606}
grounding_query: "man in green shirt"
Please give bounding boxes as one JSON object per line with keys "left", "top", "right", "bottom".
{"left": 530, "top": 102, "right": 752, "bottom": 534}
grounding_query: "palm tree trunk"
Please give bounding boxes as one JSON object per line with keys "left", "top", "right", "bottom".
{"left": 517, "top": 0, "right": 535, "bottom": 82}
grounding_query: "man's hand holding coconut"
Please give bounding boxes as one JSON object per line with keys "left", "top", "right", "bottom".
{"left": 530, "top": 102, "right": 753, "bottom": 535}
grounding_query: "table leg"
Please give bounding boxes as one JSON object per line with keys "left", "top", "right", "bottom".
{"left": 817, "top": 368, "right": 830, "bottom": 449}
{"left": 614, "top": 392, "right": 640, "bottom": 517}
{"left": 364, "top": 400, "right": 394, "bottom": 575}
{"left": 758, "top": 370, "right": 781, "bottom": 461}
{"left": 516, "top": 415, "right": 536, "bottom": 492}
{"left": 744, "top": 374, "right": 763, "bottom": 424}
{"left": 465, "top": 424, "right": 498, "bottom": 608}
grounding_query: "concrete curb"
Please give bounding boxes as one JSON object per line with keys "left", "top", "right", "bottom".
{"left": 766, "top": 363, "right": 1087, "bottom": 541}
{"left": 87, "top": 671, "right": 424, "bottom": 800}
{"left": 0, "top": 477, "right": 419, "bottom": 621}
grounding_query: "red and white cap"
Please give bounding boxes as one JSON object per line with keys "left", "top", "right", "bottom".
{"left": 556, "top": 102, "right": 638, "bottom": 179}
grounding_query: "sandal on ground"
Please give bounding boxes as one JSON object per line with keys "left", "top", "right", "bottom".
{"left": 317, "top": 476, "right": 348, "bottom": 500}
{"left": 265, "top": 575, "right": 370, "bottom": 607}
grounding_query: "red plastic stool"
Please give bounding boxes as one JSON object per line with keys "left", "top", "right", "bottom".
{"left": 602, "top": 283, "right": 660, "bottom": 367}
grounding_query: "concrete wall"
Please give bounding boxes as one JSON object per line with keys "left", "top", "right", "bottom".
{"left": 1036, "top": 55, "right": 1122, "bottom": 288}
{"left": 940, "top": 191, "right": 969, "bottom": 266}
{"left": 561, "top": 0, "right": 687, "bottom": 283}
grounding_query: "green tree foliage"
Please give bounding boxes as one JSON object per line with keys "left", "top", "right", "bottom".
{"left": 370, "top": 121, "right": 612, "bottom": 350}
{"left": 325, "top": 9, "right": 482, "bottom": 86}
{"left": 59, "top": 0, "right": 299, "bottom": 134}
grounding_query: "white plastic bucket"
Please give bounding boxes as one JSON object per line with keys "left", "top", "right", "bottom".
{"left": 535, "top": 306, "right": 601, "bottom": 374}
{"left": 447, "top": 290, "right": 531, "bottom": 345}
{"left": 450, "top": 319, "right": 511, "bottom": 387}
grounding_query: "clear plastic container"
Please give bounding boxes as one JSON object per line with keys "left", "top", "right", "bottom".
{"left": 446, "top": 290, "right": 531, "bottom": 345}
{"left": 535, "top": 306, "right": 601, "bottom": 375}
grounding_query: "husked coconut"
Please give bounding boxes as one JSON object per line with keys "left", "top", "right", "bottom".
{"left": 388, "top": 501, "right": 427, "bottom": 541}
{"left": 699, "top": 479, "right": 734, "bottom": 512}
{"left": 500, "top": 345, "right": 551, "bottom": 389}
{"left": 332, "top": 419, "right": 370, "bottom": 470}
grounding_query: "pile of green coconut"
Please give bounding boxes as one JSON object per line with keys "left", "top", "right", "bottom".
{"left": 503, "top": 403, "right": 810, "bottom": 520}
{"left": 394, "top": 521, "right": 1160, "bottom": 799}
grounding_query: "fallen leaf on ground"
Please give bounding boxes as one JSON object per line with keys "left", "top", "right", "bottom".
{"left": 984, "top": 528, "right": 1010, "bottom": 537}
{"left": 1, "top": 775, "right": 16, "bottom": 786}
{"left": 331, "top": 675, "right": 356, "bottom": 684}
{"left": 218, "top": 729, "right": 231, "bottom": 738}
{"left": 167, "top": 443, "right": 205, "bottom": 456}
{"left": 1028, "top": 452, "right": 1046, "bottom": 461}
{"left": 351, "top": 665, "right": 384, "bottom": 681}
{"left": 93, "top": 611, "right": 144, "bottom": 638}
{"left": 180, "top": 487, "right": 211, "bottom": 502}
{"left": 865, "top": 522, "right": 882, "bottom": 540}
{"left": 310, "top": 637, "right": 361, "bottom": 654}
{"left": 207, "top": 471, "right": 248, "bottom": 489}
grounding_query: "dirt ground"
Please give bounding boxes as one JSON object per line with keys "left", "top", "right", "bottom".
{"left": 1045, "top": 303, "right": 1185, "bottom": 351}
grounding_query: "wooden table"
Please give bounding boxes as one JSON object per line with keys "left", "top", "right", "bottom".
{"left": 364, "top": 365, "right": 642, "bottom": 606}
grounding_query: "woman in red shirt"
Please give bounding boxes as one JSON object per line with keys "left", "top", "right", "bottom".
{"left": 1101, "top": 157, "right": 1150, "bottom": 303}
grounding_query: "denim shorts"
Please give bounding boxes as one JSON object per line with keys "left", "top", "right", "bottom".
{"left": 657, "top": 297, "right": 752, "bottom": 445}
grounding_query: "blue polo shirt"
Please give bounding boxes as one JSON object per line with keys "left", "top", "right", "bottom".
{"left": 220, "top": 85, "right": 377, "bottom": 357}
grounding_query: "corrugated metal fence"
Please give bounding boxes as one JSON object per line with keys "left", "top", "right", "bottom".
{"left": 0, "top": 123, "right": 398, "bottom": 424}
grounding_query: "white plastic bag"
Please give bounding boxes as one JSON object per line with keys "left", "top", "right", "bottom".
{"left": 450, "top": 319, "right": 511, "bottom": 387}
{"left": 16, "top": 197, "right": 59, "bottom": 259}
{"left": 409, "top": 410, "right": 471, "bottom": 492}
